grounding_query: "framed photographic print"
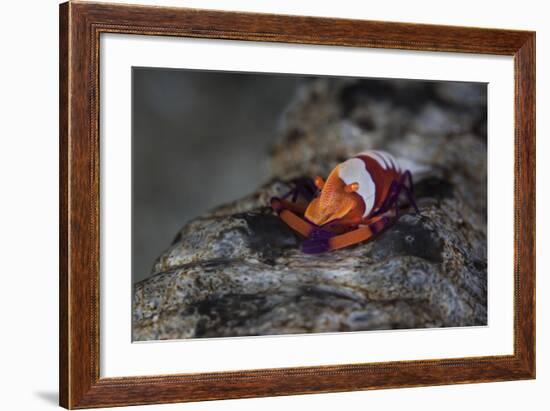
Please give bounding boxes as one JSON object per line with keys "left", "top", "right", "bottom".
{"left": 59, "top": 1, "right": 535, "bottom": 408}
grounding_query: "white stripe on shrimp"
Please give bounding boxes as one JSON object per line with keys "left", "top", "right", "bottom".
{"left": 375, "top": 150, "right": 398, "bottom": 171}
{"left": 359, "top": 151, "right": 388, "bottom": 170}
{"left": 338, "top": 158, "right": 376, "bottom": 217}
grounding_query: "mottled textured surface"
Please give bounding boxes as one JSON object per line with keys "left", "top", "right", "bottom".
{"left": 133, "top": 78, "right": 487, "bottom": 341}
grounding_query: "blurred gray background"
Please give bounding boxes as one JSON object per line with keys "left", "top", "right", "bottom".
{"left": 132, "top": 68, "right": 304, "bottom": 283}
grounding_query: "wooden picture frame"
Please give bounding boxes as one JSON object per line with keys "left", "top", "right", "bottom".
{"left": 59, "top": 1, "right": 535, "bottom": 408}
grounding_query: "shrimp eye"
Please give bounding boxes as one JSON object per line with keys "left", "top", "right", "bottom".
{"left": 314, "top": 176, "right": 325, "bottom": 190}
{"left": 344, "top": 182, "right": 359, "bottom": 193}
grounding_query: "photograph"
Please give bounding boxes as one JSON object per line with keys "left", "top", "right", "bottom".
{"left": 131, "top": 68, "right": 488, "bottom": 341}
{"left": 0, "top": 0, "right": 543, "bottom": 409}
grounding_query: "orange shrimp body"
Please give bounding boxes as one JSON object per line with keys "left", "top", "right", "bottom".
{"left": 306, "top": 151, "right": 403, "bottom": 227}
{"left": 271, "top": 150, "right": 418, "bottom": 253}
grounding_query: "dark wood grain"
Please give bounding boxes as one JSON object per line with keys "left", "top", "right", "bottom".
{"left": 59, "top": 2, "right": 69, "bottom": 407}
{"left": 59, "top": 1, "right": 536, "bottom": 408}
{"left": 514, "top": 34, "right": 536, "bottom": 376}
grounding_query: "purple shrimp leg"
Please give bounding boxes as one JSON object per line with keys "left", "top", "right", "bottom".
{"left": 301, "top": 226, "right": 336, "bottom": 254}
{"left": 281, "top": 177, "right": 318, "bottom": 203}
{"left": 372, "top": 170, "right": 418, "bottom": 218}
{"left": 400, "top": 170, "right": 419, "bottom": 213}
{"left": 373, "top": 181, "right": 401, "bottom": 217}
